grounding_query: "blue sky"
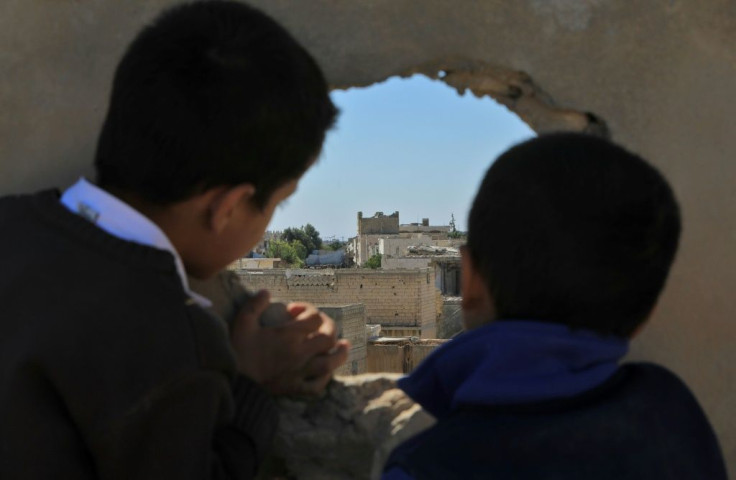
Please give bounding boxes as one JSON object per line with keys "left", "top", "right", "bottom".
{"left": 268, "top": 74, "right": 535, "bottom": 240}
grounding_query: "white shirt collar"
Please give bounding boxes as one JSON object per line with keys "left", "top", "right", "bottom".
{"left": 61, "top": 177, "right": 212, "bottom": 308}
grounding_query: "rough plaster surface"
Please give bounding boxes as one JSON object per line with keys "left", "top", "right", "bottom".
{"left": 265, "top": 375, "right": 434, "bottom": 480}
{"left": 2, "top": 0, "right": 736, "bottom": 475}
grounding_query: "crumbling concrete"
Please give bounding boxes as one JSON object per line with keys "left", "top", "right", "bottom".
{"left": 189, "top": 275, "right": 435, "bottom": 477}
{"left": 264, "top": 374, "right": 434, "bottom": 480}
{"left": 3, "top": 0, "right": 736, "bottom": 475}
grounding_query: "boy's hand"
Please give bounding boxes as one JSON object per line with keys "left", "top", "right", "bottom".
{"left": 230, "top": 290, "right": 350, "bottom": 395}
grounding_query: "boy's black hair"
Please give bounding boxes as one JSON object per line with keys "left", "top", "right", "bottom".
{"left": 94, "top": 0, "right": 338, "bottom": 208}
{"left": 467, "top": 133, "right": 681, "bottom": 337}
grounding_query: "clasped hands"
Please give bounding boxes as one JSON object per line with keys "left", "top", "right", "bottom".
{"left": 230, "top": 290, "right": 350, "bottom": 396}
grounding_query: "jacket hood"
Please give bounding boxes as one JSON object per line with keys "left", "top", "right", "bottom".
{"left": 398, "top": 320, "right": 629, "bottom": 419}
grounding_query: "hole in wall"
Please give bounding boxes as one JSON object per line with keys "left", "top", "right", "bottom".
{"left": 270, "top": 72, "right": 539, "bottom": 240}
{"left": 248, "top": 66, "right": 610, "bottom": 352}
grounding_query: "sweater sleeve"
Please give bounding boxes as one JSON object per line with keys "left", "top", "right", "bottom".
{"left": 92, "top": 370, "right": 278, "bottom": 480}
{"left": 382, "top": 467, "right": 416, "bottom": 480}
{"left": 212, "top": 375, "right": 279, "bottom": 477}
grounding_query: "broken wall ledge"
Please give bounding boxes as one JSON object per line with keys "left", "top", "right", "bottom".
{"left": 333, "top": 59, "right": 609, "bottom": 138}
{"left": 260, "top": 374, "right": 435, "bottom": 480}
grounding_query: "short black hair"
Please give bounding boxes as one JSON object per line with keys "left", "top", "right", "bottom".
{"left": 95, "top": 0, "right": 338, "bottom": 208}
{"left": 467, "top": 133, "right": 681, "bottom": 337}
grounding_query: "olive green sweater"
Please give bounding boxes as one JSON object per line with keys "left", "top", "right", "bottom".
{"left": 0, "top": 190, "right": 277, "bottom": 479}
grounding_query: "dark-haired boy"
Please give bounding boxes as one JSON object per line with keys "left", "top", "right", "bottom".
{"left": 0, "top": 2, "right": 348, "bottom": 479}
{"left": 383, "top": 133, "right": 727, "bottom": 479}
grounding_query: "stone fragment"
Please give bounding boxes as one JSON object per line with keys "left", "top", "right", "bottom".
{"left": 264, "top": 374, "right": 435, "bottom": 480}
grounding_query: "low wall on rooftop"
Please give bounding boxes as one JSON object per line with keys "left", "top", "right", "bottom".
{"left": 381, "top": 257, "right": 432, "bottom": 270}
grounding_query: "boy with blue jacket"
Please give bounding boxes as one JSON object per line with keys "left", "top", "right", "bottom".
{"left": 383, "top": 133, "right": 727, "bottom": 479}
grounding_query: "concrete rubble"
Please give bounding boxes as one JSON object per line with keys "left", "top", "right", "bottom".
{"left": 262, "top": 374, "right": 435, "bottom": 480}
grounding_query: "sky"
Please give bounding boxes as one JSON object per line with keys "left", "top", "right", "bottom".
{"left": 268, "top": 74, "right": 535, "bottom": 241}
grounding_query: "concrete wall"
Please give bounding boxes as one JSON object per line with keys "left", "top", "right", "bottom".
{"left": 379, "top": 236, "right": 434, "bottom": 258}
{"left": 434, "top": 259, "right": 461, "bottom": 296}
{"left": 378, "top": 326, "right": 423, "bottom": 338}
{"left": 438, "top": 297, "right": 464, "bottom": 339}
{"left": 357, "top": 211, "right": 399, "bottom": 235}
{"left": 238, "top": 269, "right": 438, "bottom": 338}
{"left": 381, "top": 257, "right": 432, "bottom": 270}
{"left": 380, "top": 238, "right": 413, "bottom": 258}
{"left": 399, "top": 224, "right": 452, "bottom": 235}
{"left": 319, "top": 304, "right": 367, "bottom": 375}
{"left": 230, "top": 258, "right": 283, "bottom": 270}
{"left": 366, "top": 338, "right": 448, "bottom": 374}
{"left": 354, "top": 234, "right": 398, "bottom": 266}
{"left": 2, "top": 0, "right": 736, "bottom": 473}
{"left": 430, "top": 239, "right": 465, "bottom": 249}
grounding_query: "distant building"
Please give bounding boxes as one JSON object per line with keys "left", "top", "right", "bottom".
{"left": 349, "top": 211, "right": 458, "bottom": 266}
{"left": 348, "top": 211, "right": 400, "bottom": 265}
{"left": 379, "top": 238, "right": 461, "bottom": 296}
{"left": 348, "top": 211, "right": 462, "bottom": 295}
{"left": 357, "top": 211, "right": 399, "bottom": 235}
{"left": 306, "top": 250, "right": 347, "bottom": 267}
{"left": 399, "top": 217, "right": 452, "bottom": 236}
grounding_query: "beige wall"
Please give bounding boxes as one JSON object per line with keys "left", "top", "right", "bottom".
{"left": 379, "top": 237, "right": 433, "bottom": 258}
{"left": 237, "top": 269, "right": 438, "bottom": 337}
{"left": 2, "top": 0, "right": 736, "bottom": 473}
{"left": 354, "top": 234, "right": 396, "bottom": 266}
{"left": 379, "top": 327, "right": 422, "bottom": 338}
{"left": 230, "top": 258, "right": 283, "bottom": 270}
{"left": 381, "top": 257, "right": 432, "bottom": 270}
{"left": 357, "top": 212, "right": 399, "bottom": 236}
{"left": 366, "top": 338, "right": 448, "bottom": 374}
{"left": 399, "top": 225, "right": 451, "bottom": 235}
{"left": 320, "top": 304, "right": 367, "bottom": 376}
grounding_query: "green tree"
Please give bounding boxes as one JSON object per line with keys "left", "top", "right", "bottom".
{"left": 282, "top": 223, "right": 322, "bottom": 253}
{"left": 364, "top": 253, "right": 382, "bottom": 269}
{"left": 448, "top": 213, "right": 465, "bottom": 239}
{"left": 266, "top": 239, "right": 304, "bottom": 267}
{"left": 289, "top": 239, "right": 307, "bottom": 261}
{"left": 303, "top": 223, "right": 322, "bottom": 251}
{"left": 324, "top": 239, "right": 347, "bottom": 251}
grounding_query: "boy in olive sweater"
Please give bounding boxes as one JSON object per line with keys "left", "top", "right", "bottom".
{"left": 0, "top": 2, "right": 348, "bottom": 479}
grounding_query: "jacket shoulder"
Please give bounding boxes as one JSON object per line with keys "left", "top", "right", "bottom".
{"left": 386, "top": 362, "right": 727, "bottom": 480}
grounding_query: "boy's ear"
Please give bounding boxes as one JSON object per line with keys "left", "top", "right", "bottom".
{"left": 207, "top": 183, "right": 256, "bottom": 233}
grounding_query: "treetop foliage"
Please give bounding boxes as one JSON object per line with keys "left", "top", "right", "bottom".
{"left": 282, "top": 223, "right": 322, "bottom": 254}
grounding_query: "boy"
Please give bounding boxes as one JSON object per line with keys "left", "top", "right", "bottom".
{"left": 0, "top": 2, "right": 348, "bottom": 478}
{"left": 383, "top": 133, "right": 727, "bottom": 479}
